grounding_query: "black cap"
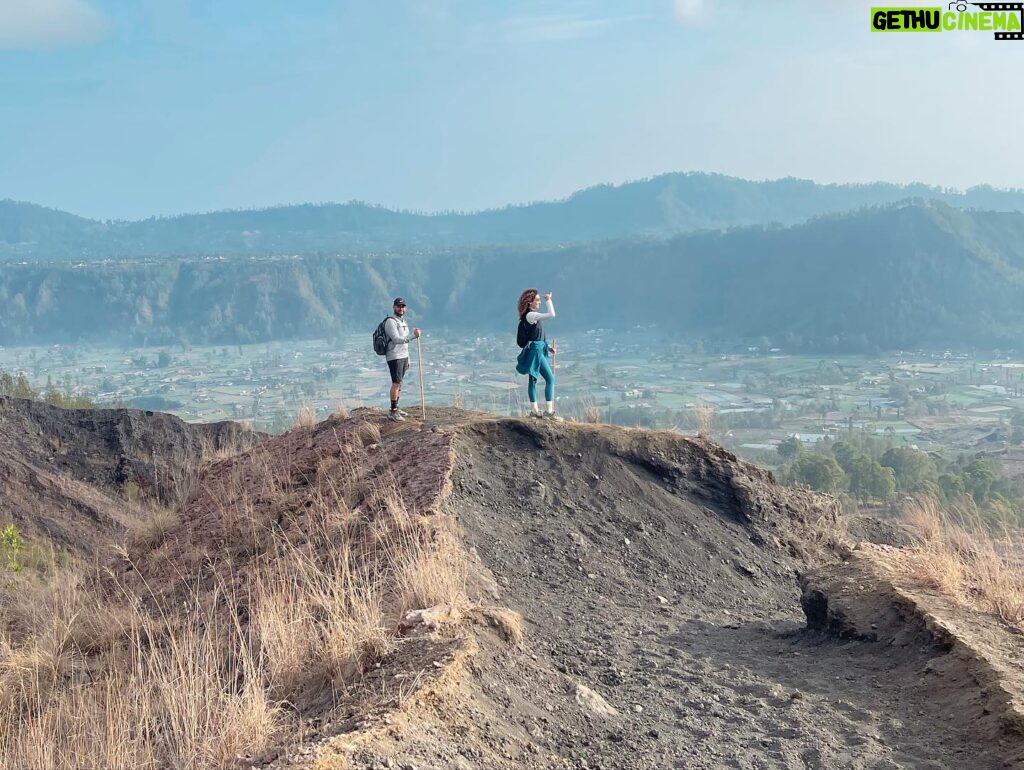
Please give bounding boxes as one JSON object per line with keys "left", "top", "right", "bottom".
{"left": 393, "top": 297, "right": 406, "bottom": 307}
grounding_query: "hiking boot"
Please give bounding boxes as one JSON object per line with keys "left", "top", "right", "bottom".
{"left": 396, "top": 408, "right": 409, "bottom": 417}
{"left": 541, "top": 412, "right": 564, "bottom": 422}
{"left": 388, "top": 410, "right": 406, "bottom": 422}
{"left": 528, "top": 411, "right": 544, "bottom": 419}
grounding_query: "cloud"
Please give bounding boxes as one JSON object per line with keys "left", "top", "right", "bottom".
{"left": 0, "top": 0, "right": 107, "bottom": 50}
{"left": 501, "top": 13, "right": 646, "bottom": 43}
{"left": 673, "top": 0, "right": 712, "bottom": 26}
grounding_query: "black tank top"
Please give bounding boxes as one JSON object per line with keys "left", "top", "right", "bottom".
{"left": 518, "top": 313, "right": 545, "bottom": 346}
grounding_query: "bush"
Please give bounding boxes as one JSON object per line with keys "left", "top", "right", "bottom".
{"left": 0, "top": 525, "right": 24, "bottom": 573}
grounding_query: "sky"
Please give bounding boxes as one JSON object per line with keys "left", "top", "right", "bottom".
{"left": 2, "top": 0, "right": 1024, "bottom": 220}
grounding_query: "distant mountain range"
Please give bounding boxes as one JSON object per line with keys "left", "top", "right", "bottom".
{"left": 3, "top": 199, "right": 1024, "bottom": 352}
{"left": 6, "top": 172, "right": 1024, "bottom": 259}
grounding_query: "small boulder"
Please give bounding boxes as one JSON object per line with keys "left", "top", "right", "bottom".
{"left": 573, "top": 683, "right": 619, "bottom": 718}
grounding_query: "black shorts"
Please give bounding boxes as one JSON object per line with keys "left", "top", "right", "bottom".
{"left": 388, "top": 357, "right": 410, "bottom": 384}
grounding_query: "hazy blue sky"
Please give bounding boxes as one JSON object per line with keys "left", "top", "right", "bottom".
{"left": 2, "top": 0, "right": 1023, "bottom": 220}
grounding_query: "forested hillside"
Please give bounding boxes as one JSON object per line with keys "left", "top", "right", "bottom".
{"left": 3, "top": 201, "right": 1023, "bottom": 351}
{"left": 5, "top": 173, "right": 1024, "bottom": 259}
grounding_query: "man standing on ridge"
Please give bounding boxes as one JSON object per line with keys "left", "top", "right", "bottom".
{"left": 383, "top": 297, "right": 420, "bottom": 422}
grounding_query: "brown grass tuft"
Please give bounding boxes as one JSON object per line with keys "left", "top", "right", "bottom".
{"left": 897, "top": 496, "right": 1024, "bottom": 627}
{"left": 355, "top": 420, "right": 382, "bottom": 447}
{"left": 292, "top": 405, "right": 317, "bottom": 430}
{"left": 125, "top": 505, "right": 180, "bottom": 553}
{"left": 199, "top": 425, "right": 259, "bottom": 465}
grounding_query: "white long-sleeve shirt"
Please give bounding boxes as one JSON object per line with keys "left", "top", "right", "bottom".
{"left": 384, "top": 316, "right": 415, "bottom": 361}
{"left": 525, "top": 299, "right": 555, "bottom": 326}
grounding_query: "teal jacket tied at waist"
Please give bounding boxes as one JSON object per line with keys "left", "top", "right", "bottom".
{"left": 516, "top": 340, "right": 550, "bottom": 377}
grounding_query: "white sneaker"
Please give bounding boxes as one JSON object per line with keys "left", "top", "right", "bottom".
{"left": 528, "top": 411, "right": 544, "bottom": 419}
{"left": 542, "top": 412, "right": 564, "bottom": 422}
{"left": 396, "top": 409, "right": 409, "bottom": 417}
{"left": 388, "top": 410, "right": 406, "bottom": 422}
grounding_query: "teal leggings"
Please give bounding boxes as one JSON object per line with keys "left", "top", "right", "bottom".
{"left": 528, "top": 354, "right": 555, "bottom": 402}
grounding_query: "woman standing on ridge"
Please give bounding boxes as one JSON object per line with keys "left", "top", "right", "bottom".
{"left": 516, "top": 288, "right": 562, "bottom": 421}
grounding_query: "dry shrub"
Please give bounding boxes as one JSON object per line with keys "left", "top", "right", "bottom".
{"left": 0, "top": 574, "right": 281, "bottom": 770}
{"left": 903, "top": 495, "right": 946, "bottom": 543}
{"left": 250, "top": 448, "right": 286, "bottom": 500}
{"left": 391, "top": 516, "right": 469, "bottom": 616}
{"left": 971, "top": 536, "right": 1024, "bottom": 623}
{"left": 0, "top": 645, "right": 67, "bottom": 723}
{"left": 451, "top": 391, "right": 465, "bottom": 409}
{"left": 292, "top": 405, "right": 317, "bottom": 430}
{"left": 355, "top": 420, "right": 382, "bottom": 447}
{"left": 199, "top": 424, "right": 259, "bottom": 465}
{"left": 693, "top": 397, "right": 714, "bottom": 439}
{"left": 250, "top": 548, "right": 393, "bottom": 700}
{"left": 898, "top": 496, "right": 1024, "bottom": 626}
{"left": 125, "top": 505, "right": 180, "bottom": 553}
{"left": 571, "top": 396, "right": 601, "bottom": 424}
{"left": 366, "top": 480, "right": 414, "bottom": 530}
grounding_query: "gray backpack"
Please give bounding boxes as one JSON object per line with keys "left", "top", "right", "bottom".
{"left": 372, "top": 317, "right": 393, "bottom": 356}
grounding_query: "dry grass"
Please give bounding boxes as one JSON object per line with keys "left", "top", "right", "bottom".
{"left": 451, "top": 391, "right": 465, "bottom": 409}
{"left": 561, "top": 395, "right": 601, "bottom": 424}
{"left": 0, "top": 439, "right": 479, "bottom": 769}
{"left": 0, "top": 596, "right": 281, "bottom": 770}
{"left": 573, "top": 396, "right": 602, "bottom": 424}
{"left": 332, "top": 402, "right": 349, "bottom": 420}
{"left": 250, "top": 550, "right": 393, "bottom": 700}
{"left": 897, "top": 496, "right": 1024, "bottom": 627}
{"left": 292, "top": 405, "right": 317, "bottom": 430}
{"left": 391, "top": 515, "right": 469, "bottom": 616}
{"left": 160, "top": 444, "right": 203, "bottom": 509}
{"left": 199, "top": 424, "right": 259, "bottom": 465}
{"left": 693, "top": 397, "right": 714, "bottom": 439}
{"left": 355, "top": 420, "right": 382, "bottom": 447}
{"left": 0, "top": 565, "right": 280, "bottom": 769}
{"left": 125, "top": 505, "right": 180, "bottom": 553}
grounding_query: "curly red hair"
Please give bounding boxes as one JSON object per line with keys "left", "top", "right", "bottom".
{"left": 517, "top": 288, "right": 539, "bottom": 319}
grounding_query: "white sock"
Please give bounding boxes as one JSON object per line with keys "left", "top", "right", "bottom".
{"left": 546, "top": 401, "right": 555, "bottom": 414}
{"left": 530, "top": 402, "right": 540, "bottom": 414}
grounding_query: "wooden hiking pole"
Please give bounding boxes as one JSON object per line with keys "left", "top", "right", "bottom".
{"left": 416, "top": 335, "right": 426, "bottom": 421}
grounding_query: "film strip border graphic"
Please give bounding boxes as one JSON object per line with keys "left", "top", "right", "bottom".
{"left": 970, "top": 2, "right": 1024, "bottom": 38}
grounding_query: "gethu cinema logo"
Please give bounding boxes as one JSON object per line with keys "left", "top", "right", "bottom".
{"left": 872, "top": 3, "right": 1024, "bottom": 36}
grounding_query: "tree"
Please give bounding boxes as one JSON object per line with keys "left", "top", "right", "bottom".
{"left": 880, "top": 447, "right": 937, "bottom": 493}
{"left": 962, "top": 459, "right": 997, "bottom": 505}
{"left": 790, "top": 454, "right": 845, "bottom": 494}
{"left": 848, "top": 456, "right": 896, "bottom": 502}
{"left": 888, "top": 381, "right": 911, "bottom": 406}
{"left": 831, "top": 440, "right": 863, "bottom": 474}
{"left": 777, "top": 435, "right": 803, "bottom": 462}
{"left": 937, "top": 473, "right": 966, "bottom": 502}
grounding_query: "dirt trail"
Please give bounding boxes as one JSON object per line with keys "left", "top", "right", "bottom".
{"left": 434, "top": 417, "right": 1020, "bottom": 770}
